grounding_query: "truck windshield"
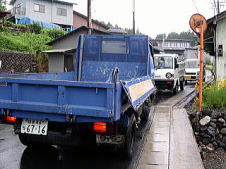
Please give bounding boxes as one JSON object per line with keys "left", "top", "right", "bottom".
{"left": 185, "top": 60, "right": 199, "bottom": 68}
{"left": 154, "top": 56, "right": 173, "bottom": 69}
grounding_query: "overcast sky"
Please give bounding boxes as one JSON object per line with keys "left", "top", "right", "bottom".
{"left": 68, "top": 0, "right": 224, "bottom": 38}
{"left": 7, "top": 0, "right": 225, "bottom": 38}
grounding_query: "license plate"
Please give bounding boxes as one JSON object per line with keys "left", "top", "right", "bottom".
{"left": 185, "top": 76, "right": 191, "bottom": 80}
{"left": 21, "top": 119, "right": 48, "bottom": 135}
{"left": 96, "top": 134, "right": 124, "bottom": 144}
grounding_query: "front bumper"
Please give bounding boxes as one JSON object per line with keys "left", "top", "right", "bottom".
{"left": 185, "top": 75, "right": 198, "bottom": 81}
{"left": 155, "top": 80, "right": 174, "bottom": 90}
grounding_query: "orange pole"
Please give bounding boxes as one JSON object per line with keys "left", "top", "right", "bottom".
{"left": 198, "top": 24, "right": 204, "bottom": 112}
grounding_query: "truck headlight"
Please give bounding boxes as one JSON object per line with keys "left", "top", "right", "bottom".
{"left": 166, "top": 72, "right": 173, "bottom": 79}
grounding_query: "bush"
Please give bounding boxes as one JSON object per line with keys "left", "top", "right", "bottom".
{"left": 202, "top": 80, "right": 226, "bottom": 110}
{"left": 28, "top": 23, "right": 43, "bottom": 34}
{"left": 3, "top": 21, "right": 13, "bottom": 27}
{"left": 41, "top": 28, "right": 66, "bottom": 40}
{"left": 0, "top": 33, "right": 30, "bottom": 52}
{"left": 0, "top": 32, "right": 52, "bottom": 54}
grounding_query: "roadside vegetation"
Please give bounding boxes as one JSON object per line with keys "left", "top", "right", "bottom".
{"left": 192, "top": 79, "right": 226, "bottom": 111}
{"left": 202, "top": 80, "right": 226, "bottom": 111}
{"left": 0, "top": 21, "right": 66, "bottom": 54}
{"left": 0, "top": 21, "right": 66, "bottom": 72}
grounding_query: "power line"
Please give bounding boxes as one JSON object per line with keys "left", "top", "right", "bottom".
{"left": 212, "top": 0, "right": 225, "bottom": 14}
{"left": 192, "top": 0, "right": 199, "bottom": 13}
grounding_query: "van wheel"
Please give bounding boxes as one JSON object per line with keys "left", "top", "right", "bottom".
{"left": 123, "top": 115, "right": 136, "bottom": 160}
{"left": 173, "top": 84, "right": 178, "bottom": 95}
{"left": 180, "top": 80, "right": 184, "bottom": 91}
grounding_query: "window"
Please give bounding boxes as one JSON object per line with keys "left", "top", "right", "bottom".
{"left": 57, "top": 8, "right": 67, "bottom": 16}
{"left": 34, "top": 3, "right": 45, "bottom": 13}
{"left": 185, "top": 60, "right": 199, "bottom": 68}
{"left": 218, "top": 45, "right": 223, "bottom": 57}
{"left": 102, "top": 40, "right": 127, "bottom": 54}
{"left": 154, "top": 56, "right": 173, "bottom": 69}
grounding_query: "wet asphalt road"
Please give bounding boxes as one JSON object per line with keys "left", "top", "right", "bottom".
{"left": 0, "top": 85, "right": 194, "bottom": 169}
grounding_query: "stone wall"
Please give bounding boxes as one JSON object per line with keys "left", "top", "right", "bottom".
{"left": 189, "top": 109, "right": 226, "bottom": 153}
{"left": 0, "top": 51, "right": 36, "bottom": 73}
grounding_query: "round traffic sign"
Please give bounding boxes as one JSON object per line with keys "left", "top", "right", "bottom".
{"left": 189, "top": 13, "right": 207, "bottom": 34}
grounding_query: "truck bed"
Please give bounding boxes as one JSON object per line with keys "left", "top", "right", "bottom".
{"left": 0, "top": 72, "right": 115, "bottom": 123}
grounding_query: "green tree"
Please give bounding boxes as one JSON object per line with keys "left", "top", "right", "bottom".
{"left": 155, "top": 33, "right": 166, "bottom": 40}
{"left": 0, "top": 0, "right": 6, "bottom": 12}
{"left": 155, "top": 31, "right": 198, "bottom": 46}
{"left": 167, "top": 32, "right": 180, "bottom": 39}
{"left": 41, "top": 29, "right": 66, "bottom": 40}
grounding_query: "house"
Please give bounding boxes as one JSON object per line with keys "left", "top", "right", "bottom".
{"left": 9, "top": 0, "right": 74, "bottom": 29}
{"left": 205, "top": 10, "right": 226, "bottom": 79}
{"left": 184, "top": 47, "right": 214, "bottom": 63}
{"left": 44, "top": 26, "right": 110, "bottom": 73}
{"left": 152, "top": 39, "right": 193, "bottom": 56}
{"left": 107, "top": 27, "right": 127, "bottom": 34}
{"left": 73, "top": 11, "right": 109, "bottom": 31}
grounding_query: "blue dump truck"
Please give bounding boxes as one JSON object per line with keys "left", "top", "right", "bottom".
{"left": 0, "top": 35, "right": 156, "bottom": 159}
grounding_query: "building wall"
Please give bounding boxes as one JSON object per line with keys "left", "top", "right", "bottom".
{"left": 51, "top": 30, "right": 88, "bottom": 50}
{"left": 13, "top": 0, "right": 73, "bottom": 26}
{"left": 154, "top": 40, "right": 191, "bottom": 49}
{"left": 73, "top": 13, "right": 108, "bottom": 31}
{"left": 12, "top": 0, "right": 26, "bottom": 16}
{"left": 216, "top": 18, "right": 226, "bottom": 79}
{"left": 48, "top": 53, "right": 64, "bottom": 72}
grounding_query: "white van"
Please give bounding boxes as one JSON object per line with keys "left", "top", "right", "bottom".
{"left": 154, "top": 54, "right": 185, "bottom": 95}
{"left": 184, "top": 59, "right": 205, "bottom": 84}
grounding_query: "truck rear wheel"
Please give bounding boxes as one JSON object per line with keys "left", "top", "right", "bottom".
{"left": 123, "top": 115, "right": 136, "bottom": 160}
{"left": 19, "top": 134, "right": 30, "bottom": 146}
{"left": 141, "top": 105, "right": 150, "bottom": 123}
{"left": 18, "top": 134, "right": 48, "bottom": 147}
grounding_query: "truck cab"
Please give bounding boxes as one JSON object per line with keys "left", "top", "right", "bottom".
{"left": 154, "top": 54, "right": 185, "bottom": 94}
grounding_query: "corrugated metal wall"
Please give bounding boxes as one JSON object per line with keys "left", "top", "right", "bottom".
{"left": 48, "top": 53, "right": 64, "bottom": 72}
{"left": 216, "top": 18, "right": 226, "bottom": 79}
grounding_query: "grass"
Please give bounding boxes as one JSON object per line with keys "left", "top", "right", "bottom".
{"left": 191, "top": 79, "right": 226, "bottom": 112}
{"left": 202, "top": 79, "right": 226, "bottom": 111}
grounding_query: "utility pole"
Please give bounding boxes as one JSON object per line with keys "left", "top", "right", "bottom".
{"left": 87, "top": 0, "right": 92, "bottom": 34}
{"left": 133, "top": 0, "right": 135, "bottom": 34}
{"left": 217, "top": 0, "right": 220, "bottom": 14}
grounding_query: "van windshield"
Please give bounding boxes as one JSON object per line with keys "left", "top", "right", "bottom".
{"left": 185, "top": 60, "right": 199, "bottom": 68}
{"left": 154, "top": 56, "right": 173, "bottom": 69}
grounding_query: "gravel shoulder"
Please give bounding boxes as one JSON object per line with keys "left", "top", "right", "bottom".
{"left": 202, "top": 149, "right": 226, "bottom": 169}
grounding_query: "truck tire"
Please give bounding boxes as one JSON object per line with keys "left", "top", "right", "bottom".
{"left": 19, "top": 134, "right": 30, "bottom": 146}
{"left": 123, "top": 114, "right": 136, "bottom": 160}
{"left": 141, "top": 105, "right": 150, "bottom": 123}
{"left": 18, "top": 134, "right": 48, "bottom": 147}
